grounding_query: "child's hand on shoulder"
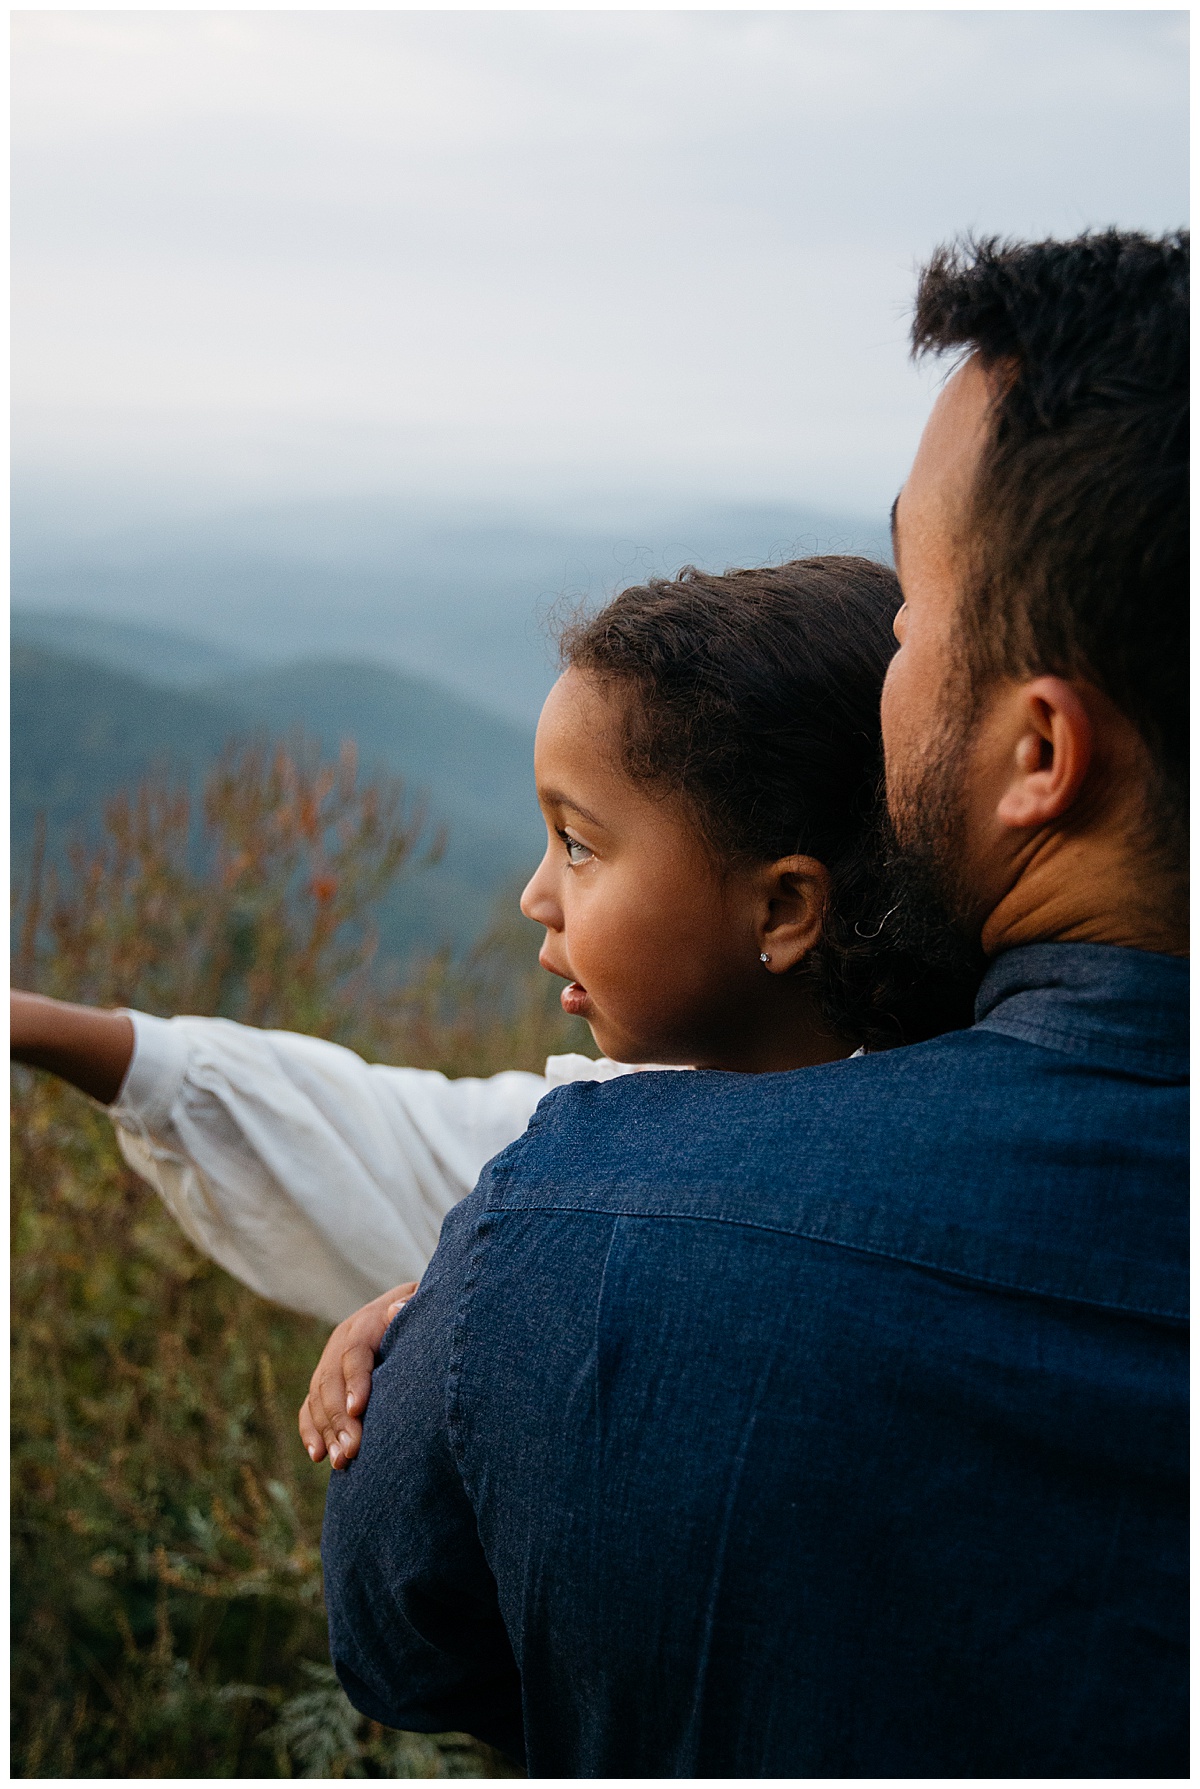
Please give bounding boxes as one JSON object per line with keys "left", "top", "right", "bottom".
{"left": 298, "top": 1281, "right": 417, "bottom": 1469}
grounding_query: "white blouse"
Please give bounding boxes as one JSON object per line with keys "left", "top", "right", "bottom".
{"left": 108, "top": 1011, "right": 657, "bottom": 1324}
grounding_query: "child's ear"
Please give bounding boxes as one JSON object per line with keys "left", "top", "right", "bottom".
{"left": 758, "top": 856, "right": 831, "bottom": 973}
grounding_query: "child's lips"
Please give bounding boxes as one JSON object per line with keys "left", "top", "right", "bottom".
{"left": 539, "top": 949, "right": 592, "bottom": 1018}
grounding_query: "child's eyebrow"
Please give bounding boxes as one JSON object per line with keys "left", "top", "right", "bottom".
{"left": 538, "top": 788, "right": 606, "bottom": 830}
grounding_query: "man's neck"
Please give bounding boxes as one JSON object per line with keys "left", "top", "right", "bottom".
{"left": 981, "top": 827, "right": 1189, "bottom": 959}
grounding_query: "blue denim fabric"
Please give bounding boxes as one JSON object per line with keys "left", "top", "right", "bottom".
{"left": 323, "top": 943, "right": 1188, "bottom": 1777}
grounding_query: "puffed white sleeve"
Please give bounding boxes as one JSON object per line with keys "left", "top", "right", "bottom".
{"left": 107, "top": 1012, "right": 552, "bottom": 1324}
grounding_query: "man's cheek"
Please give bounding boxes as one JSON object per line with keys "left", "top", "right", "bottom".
{"left": 880, "top": 663, "right": 907, "bottom": 760}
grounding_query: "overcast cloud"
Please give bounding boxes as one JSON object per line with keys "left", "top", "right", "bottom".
{"left": 12, "top": 10, "right": 1189, "bottom": 539}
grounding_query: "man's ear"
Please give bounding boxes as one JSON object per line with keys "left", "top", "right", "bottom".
{"left": 758, "top": 856, "right": 832, "bottom": 972}
{"left": 995, "top": 677, "right": 1094, "bottom": 831}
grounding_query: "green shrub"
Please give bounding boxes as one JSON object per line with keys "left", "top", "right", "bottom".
{"left": 12, "top": 741, "right": 582, "bottom": 1775}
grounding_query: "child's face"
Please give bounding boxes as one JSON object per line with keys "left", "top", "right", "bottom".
{"left": 521, "top": 670, "right": 842, "bottom": 1071}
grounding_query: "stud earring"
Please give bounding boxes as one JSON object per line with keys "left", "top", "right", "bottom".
{"left": 759, "top": 952, "right": 771, "bottom": 965}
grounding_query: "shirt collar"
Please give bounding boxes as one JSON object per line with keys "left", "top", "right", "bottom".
{"left": 973, "top": 942, "right": 1189, "bottom": 1080}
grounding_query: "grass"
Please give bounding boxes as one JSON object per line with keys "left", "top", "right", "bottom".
{"left": 11, "top": 741, "right": 586, "bottom": 1775}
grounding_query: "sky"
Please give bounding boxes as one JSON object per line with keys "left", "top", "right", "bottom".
{"left": 11, "top": 9, "right": 1190, "bottom": 548}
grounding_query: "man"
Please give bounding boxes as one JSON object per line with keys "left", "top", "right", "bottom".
{"left": 321, "top": 232, "right": 1188, "bottom": 1776}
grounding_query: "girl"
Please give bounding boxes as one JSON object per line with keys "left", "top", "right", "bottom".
{"left": 12, "top": 557, "right": 974, "bottom": 1464}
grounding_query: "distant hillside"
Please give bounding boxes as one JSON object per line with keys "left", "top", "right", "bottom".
{"left": 199, "top": 658, "right": 537, "bottom": 850}
{"left": 12, "top": 611, "right": 257, "bottom": 687}
{"left": 13, "top": 497, "right": 892, "bottom": 726}
{"left": 12, "top": 641, "right": 543, "bottom": 957}
{"left": 197, "top": 657, "right": 544, "bottom": 955}
{"left": 11, "top": 642, "right": 246, "bottom": 840}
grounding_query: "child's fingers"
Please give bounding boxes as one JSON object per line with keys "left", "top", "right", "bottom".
{"left": 326, "top": 1420, "right": 362, "bottom": 1470}
{"left": 301, "top": 1347, "right": 355, "bottom": 1467}
{"left": 342, "top": 1345, "right": 375, "bottom": 1424}
{"left": 297, "top": 1281, "right": 420, "bottom": 1468}
{"left": 298, "top": 1395, "right": 328, "bottom": 1463}
{"left": 312, "top": 1342, "right": 373, "bottom": 1467}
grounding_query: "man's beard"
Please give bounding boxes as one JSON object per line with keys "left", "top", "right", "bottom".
{"left": 879, "top": 704, "right": 987, "bottom": 991}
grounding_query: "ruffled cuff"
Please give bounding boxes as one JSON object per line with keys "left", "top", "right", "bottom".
{"left": 110, "top": 1011, "right": 192, "bottom": 1131}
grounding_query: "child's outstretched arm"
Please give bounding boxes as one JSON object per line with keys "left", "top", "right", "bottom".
{"left": 13, "top": 996, "right": 557, "bottom": 1325}
{"left": 299, "top": 1282, "right": 418, "bottom": 1467}
{"left": 11, "top": 990, "right": 135, "bottom": 1103}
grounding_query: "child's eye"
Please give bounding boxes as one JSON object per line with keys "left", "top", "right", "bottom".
{"left": 558, "top": 830, "right": 594, "bottom": 867}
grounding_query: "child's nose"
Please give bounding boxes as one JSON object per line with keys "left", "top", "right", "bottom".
{"left": 520, "top": 852, "right": 562, "bottom": 929}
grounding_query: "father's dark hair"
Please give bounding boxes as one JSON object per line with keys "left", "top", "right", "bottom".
{"left": 561, "top": 557, "right": 975, "bottom": 1050}
{"left": 911, "top": 230, "right": 1188, "bottom": 859}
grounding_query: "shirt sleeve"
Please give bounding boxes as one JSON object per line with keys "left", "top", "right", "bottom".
{"left": 107, "top": 1011, "right": 550, "bottom": 1324}
{"left": 321, "top": 1189, "right": 525, "bottom": 1765}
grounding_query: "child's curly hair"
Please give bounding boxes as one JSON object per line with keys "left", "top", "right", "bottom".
{"left": 560, "top": 556, "right": 978, "bottom": 1050}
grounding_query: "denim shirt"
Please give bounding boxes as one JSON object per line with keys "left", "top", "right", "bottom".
{"left": 323, "top": 943, "right": 1188, "bottom": 1777}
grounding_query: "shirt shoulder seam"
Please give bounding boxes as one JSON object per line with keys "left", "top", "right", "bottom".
{"left": 483, "top": 1199, "right": 1187, "bottom": 1324}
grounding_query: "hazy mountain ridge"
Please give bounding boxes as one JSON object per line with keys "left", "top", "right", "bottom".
{"left": 12, "top": 499, "right": 893, "bottom": 953}
{"left": 12, "top": 611, "right": 259, "bottom": 687}
{"left": 12, "top": 637, "right": 543, "bottom": 957}
{"left": 12, "top": 642, "right": 248, "bottom": 837}
{"left": 13, "top": 498, "right": 892, "bottom": 725}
